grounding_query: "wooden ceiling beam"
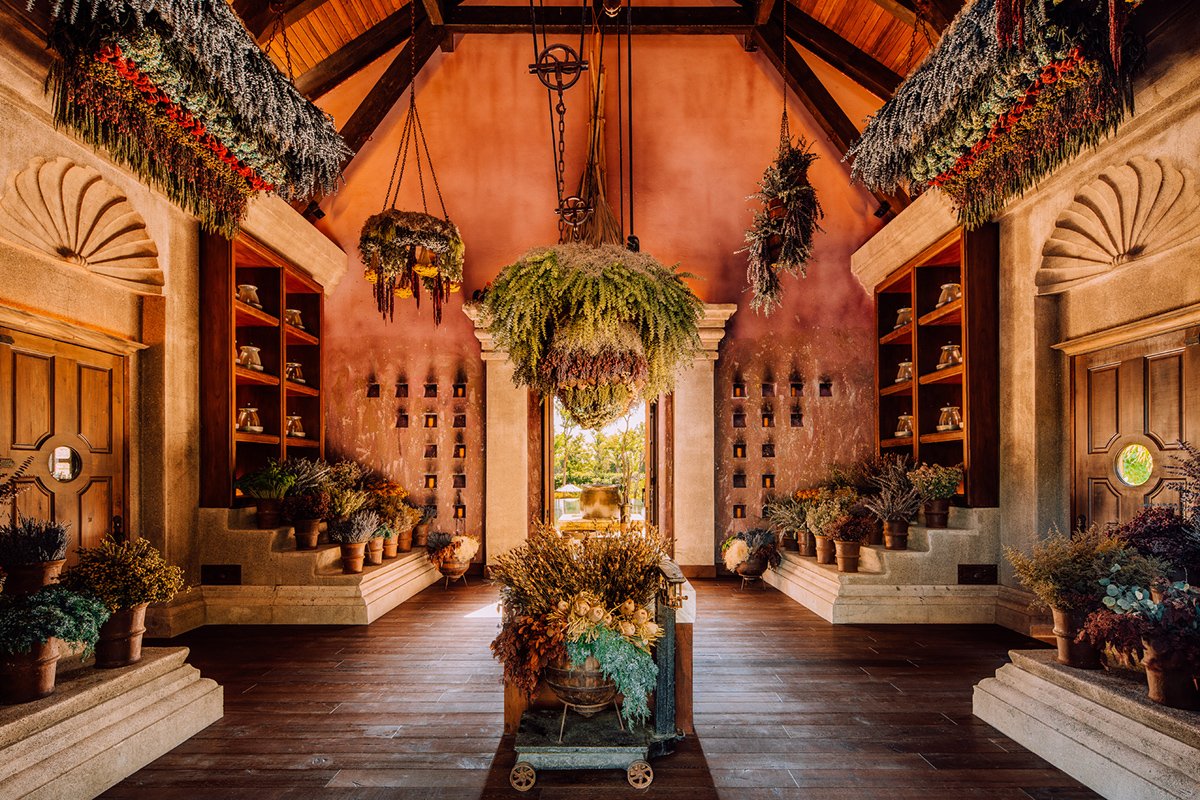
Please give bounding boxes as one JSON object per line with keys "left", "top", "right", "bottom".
{"left": 779, "top": 2, "right": 901, "bottom": 99}
{"left": 235, "top": 0, "right": 335, "bottom": 42}
{"left": 421, "top": 0, "right": 445, "bottom": 26}
{"left": 338, "top": 13, "right": 442, "bottom": 159}
{"left": 443, "top": 5, "right": 754, "bottom": 35}
{"left": 863, "top": 0, "right": 955, "bottom": 33}
{"left": 754, "top": 0, "right": 778, "bottom": 27}
{"left": 751, "top": 20, "right": 906, "bottom": 215}
{"left": 294, "top": 5, "right": 417, "bottom": 99}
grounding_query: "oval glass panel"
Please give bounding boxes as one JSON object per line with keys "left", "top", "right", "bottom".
{"left": 47, "top": 445, "right": 82, "bottom": 482}
{"left": 1115, "top": 444, "right": 1154, "bottom": 487}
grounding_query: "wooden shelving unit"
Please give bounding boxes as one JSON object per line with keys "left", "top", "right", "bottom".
{"left": 873, "top": 225, "right": 999, "bottom": 507}
{"left": 200, "top": 233, "right": 326, "bottom": 507}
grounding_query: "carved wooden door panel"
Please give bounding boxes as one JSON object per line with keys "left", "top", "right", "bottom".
{"left": 0, "top": 328, "right": 126, "bottom": 560}
{"left": 1073, "top": 328, "right": 1200, "bottom": 529}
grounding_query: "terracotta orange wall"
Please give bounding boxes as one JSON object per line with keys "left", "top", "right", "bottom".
{"left": 313, "top": 33, "right": 884, "bottom": 551}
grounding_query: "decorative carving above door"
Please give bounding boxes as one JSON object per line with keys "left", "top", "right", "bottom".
{"left": 1038, "top": 156, "right": 1200, "bottom": 295}
{"left": 0, "top": 156, "right": 164, "bottom": 295}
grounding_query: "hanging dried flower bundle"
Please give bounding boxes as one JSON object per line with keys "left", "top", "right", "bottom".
{"left": 41, "top": 0, "right": 349, "bottom": 238}
{"left": 477, "top": 243, "right": 702, "bottom": 430}
{"left": 741, "top": 135, "right": 823, "bottom": 315}
{"left": 848, "top": 0, "right": 1143, "bottom": 229}
{"left": 359, "top": 209, "right": 465, "bottom": 324}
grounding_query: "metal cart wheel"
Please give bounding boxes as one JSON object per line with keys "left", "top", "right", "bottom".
{"left": 626, "top": 759, "right": 654, "bottom": 789}
{"left": 509, "top": 761, "right": 536, "bottom": 792}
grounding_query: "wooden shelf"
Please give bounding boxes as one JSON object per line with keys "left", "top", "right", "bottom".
{"left": 880, "top": 436, "right": 916, "bottom": 448}
{"left": 235, "top": 366, "right": 280, "bottom": 386}
{"left": 880, "top": 380, "right": 912, "bottom": 397}
{"left": 880, "top": 324, "right": 912, "bottom": 345}
{"left": 234, "top": 300, "right": 278, "bottom": 327}
{"left": 285, "top": 380, "right": 319, "bottom": 397}
{"left": 878, "top": 270, "right": 912, "bottom": 294}
{"left": 235, "top": 431, "right": 280, "bottom": 445}
{"left": 919, "top": 297, "right": 963, "bottom": 327}
{"left": 285, "top": 436, "right": 319, "bottom": 448}
{"left": 285, "top": 325, "right": 319, "bottom": 345}
{"left": 919, "top": 363, "right": 964, "bottom": 385}
{"left": 920, "top": 430, "right": 965, "bottom": 444}
{"left": 285, "top": 270, "right": 322, "bottom": 294}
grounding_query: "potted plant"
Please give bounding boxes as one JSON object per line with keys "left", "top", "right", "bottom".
{"left": 367, "top": 479, "right": 410, "bottom": 559}
{"left": 831, "top": 515, "right": 875, "bottom": 574}
{"left": 908, "top": 463, "right": 962, "bottom": 528}
{"left": 805, "top": 487, "right": 858, "bottom": 566}
{"left": 0, "top": 586, "right": 109, "bottom": 703}
{"left": 721, "top": 528, "right": 782, "bottom": 582}
{"left": 380, "top": 524, "right": 399, "bottom": 559}
{"left": 764, "top": 496, "right": 804, "bottom": 553}
{"left": 1005, "top": 526, "right": 1166, "bottom": 669}
{"left": 365, "top": 524, "right": 386, "bottom": 566}
{"left": 1081, "top": 581, "right": 1200, "bottom": 710}
{"left": 0, "top": 516, "right": 70, "bottom": 594}
{"left": 1117, "top": 506, "right": 1200, "bottom": 583}
{"left": 394, "top": 504, "right": 423, "bottom": 553}
{"left": 327, "top": 485, "right": 370, "bottom": 527}
{"left": 282, "top": 490, "right": 330, "bottom": 550}
{"left": 237, "top": 461, "right": 295, "bottom": 529}
{"left": 328, "top": 509, "right": 379, "bottom": 574}
{"left": 428, "top": 531, "right": 480, "bottom": 585}
{"left": 862, "top": 455, "right": 923, "bottom": 550}
{"left": 413, "top": 507, "right": 434, "bottom": 548}
{"left": 61, "top": 536, "right": 185, "bottom": 668}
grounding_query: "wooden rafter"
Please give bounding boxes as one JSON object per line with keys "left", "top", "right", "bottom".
{"left": 421, "top": 0, "right": 445, "bottom": 26}
{"left": 780, "top": 2, "right": 901, "bottom": 99}
{"left": 751, "top": 20, "right": 906, "bottom": 215}
{"left": 443, "top": 5, "right": 754, "bottom": 34}
{"left": 294, "top": 5, "right": 417, "bottom": 99}
{"left": 338, "top": 13, "right": 442, "bottom": 158}
{"left": 754, "top": 0, "right": 778, "bottom": 27}
{"left": 234, "top": 0, "right": 334, "bottom": 42}
{"left": 863, "top": 0, "right": 957, "bottom": 33}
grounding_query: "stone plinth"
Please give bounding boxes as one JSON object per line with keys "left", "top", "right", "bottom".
{"left": 0, "top": 647, "right": 222, "bottom": 799}
{"left": 974, "top": 649, "right": 1200, "bottom": 800}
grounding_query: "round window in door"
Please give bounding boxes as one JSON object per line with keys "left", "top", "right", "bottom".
{"left": 48, "top": 445, "right": 82, "bottom": 482}
{"left": 1114, "top": 444, "right": 1154, "bottom": 487}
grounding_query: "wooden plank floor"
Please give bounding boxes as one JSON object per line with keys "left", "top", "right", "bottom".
{"left": 102, "top": 580, "right": 1098, "bottom": 800}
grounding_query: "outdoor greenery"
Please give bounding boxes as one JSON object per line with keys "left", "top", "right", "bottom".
{"left": 478, "top": 243, "right": 702, "bottom": 429}
{"left": 0, "top": 586, "right": 109, "bottom": 657}
{"left": 61, "top": 537, "right": 185, "bottom": 613}
{"left": 0, "top": 517, "right": 70, "bottom": 565}
{"left": 554, "top": 410, "right": 646, "bottom": 497}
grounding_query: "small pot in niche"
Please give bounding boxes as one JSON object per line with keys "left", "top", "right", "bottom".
{"left": 884, "top": 519, "right": 910, "bottom": 550}
{"left": 293, "top": 519, "right": 321, "bottom": 550}
{"left": 413, "top": 523, "right": 430, "bottom": 548}
{"left": 0, "top": 640, "right": 59, "bottom": 704}
{"left": 797, "top": 530, "right": 816, "bottom": 558}
{"left": 255, "top": 498, "right": 283, "bottom": 529}
{"left": 1050, "top": 608, "right": 1101, "bottom": 669}
{"left": 397, "top": 528, "right": 413, "bottom": 552}
{"left": 0, "top": 559, "right": 65, "bottom": 595}
{"left": 339, "top": 542, "right": 366, "bottom": 574}
{"left": 94, "top": 603, "right": 148, "bottom": 669}
{"left": 1142, "top": 639, "right": 1200, "bottom": 710}
{"left": 814, "top": 534, "right": 835, "bottom": 565}
{"left": 834, "top": 540, "right": 861, "bottom": 573}
{"left": 365, "top": 537, "right": 384, "bottom": 566}
{"left": 923, "top": 499, "right": 950, "bottom": 529}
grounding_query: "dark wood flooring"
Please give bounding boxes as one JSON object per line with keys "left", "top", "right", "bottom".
{"left": 102, "top": 580, "right": 1098, "bottom": 800}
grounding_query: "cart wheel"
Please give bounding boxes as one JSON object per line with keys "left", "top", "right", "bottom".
{"left": 510, "top": 761, "right": 536, "bottom": 792}
{"left": 626, "top": 759, "right": 653, "bottom": 789}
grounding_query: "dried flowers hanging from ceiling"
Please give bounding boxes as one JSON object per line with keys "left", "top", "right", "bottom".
{"left": 848, "top": 0, "right": 1144, "bottom": 229}
{"left": 40, "top": 0, "right": 349, "bottom": 238}
{"left": 475, "top": 243, "right": 702, "bottom": 429}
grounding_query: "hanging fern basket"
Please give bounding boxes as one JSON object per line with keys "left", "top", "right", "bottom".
{"left": 359, "top": 209, "right": 464, "bottom": 324}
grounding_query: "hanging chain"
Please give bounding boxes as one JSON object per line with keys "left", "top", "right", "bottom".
{"left": 265, "top": 0, "right": 295, "bottom": 82}
{"left": 779, "top": 0, "right": 790, "bottom": 150}
{"left": 901, "top": 0, "right": 937, "bottom": 75}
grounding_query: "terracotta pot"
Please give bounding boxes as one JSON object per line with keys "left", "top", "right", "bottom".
{"left": 340, "top": 542, "right": 366, "bottom": 574}
{"left": 439, "top": 558, "right": 471, "bottom": 582}
{"left": 0, "top": 639, "right": 59, "bottom": 704}
{"left": 365, "top": 537, "right": 384, "bottom": 566}
{"left": 834, "top": 540, "right": 861, "bottom": 573}
{"left": 1142, "top": 639, "right": 1200, "bottom": 710}
{"left": 95, "top": 603, "right": 148, "bottom": 668}
{"left": 884, "top": 519, "right": 910, "bottom": 551}
{"left": 293, "top": 519, "right": 321, "bottom": 550}
{"left": 1050, "top": 607, "right": 1101, "bottom": 669}
{"left": 397, "top": 528, "right": 413, "bottom": 552}
{"left": 256, "top": 498, "right": 283, "bottom": 529}
{"left": 924, "top": 499, "right": 950, "bottom": 529}
{"left": 784, "top": 533, "right": 800, "bottom": 552}
{"left": 797, "top": 531, "right": 816, "bottom": 558}
{"left": 866, "top": 519, "right": 883, "bottom": 547}
{"left": 814, "top": 535, "right": 835, "bottom": 565}
{"left": 382, "top": 539, "right": 399, "bottom": 559}
{"left": 413, "top": 523, "right": 430, "bottom": 548}
{"left": 0, "top": 559, "right": 65, "bottom": 595}
{"left": 735, "top": 555, "right": 768, "bottom": 580}
{"left": 544, "top": 655, "right": 617, "bottom": 717}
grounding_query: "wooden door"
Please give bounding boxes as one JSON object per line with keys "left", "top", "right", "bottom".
{"left": 0, "top": 328, "right": 126, "bottom": 559}
{"left": 1073, "top": 328, "right": 1200, "bottom": 528}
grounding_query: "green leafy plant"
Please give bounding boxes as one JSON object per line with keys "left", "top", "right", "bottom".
{"left": 908, "top": 463, "right": 963, "bottom": 501}
{"left": 862, "top": 455, "right": 922, "bottom": 522}
{"left": 0, "top": 516, "right": 70, "bottom": 565}
{"left": 61, "top": 537, "right": 185, "bottom": 612}
{"left": 283, "top": 490, "right": 331, "bottom": 523}
{"left": 237, "top": 461, "right": 295, "bottom": 500}
{"left": 1081, "top": 581, "right": 1200, "bottom": 667}
{"left": 805, "top": 487, "right": 859, "bottom": 538}
{"left": 328, "top": 509, "right": 380, "bottom": 545}
{"left": 477, "top": 243, "right": 702, "bottom": 429}
{"left": 741, "top": 136, "right": 823, "bottom": 315}
{"left": 1005, "top": 526, "right": 1167, "bottom": 611}
{"left": 0, "top": 586, "right": 109, "bottom": 657}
